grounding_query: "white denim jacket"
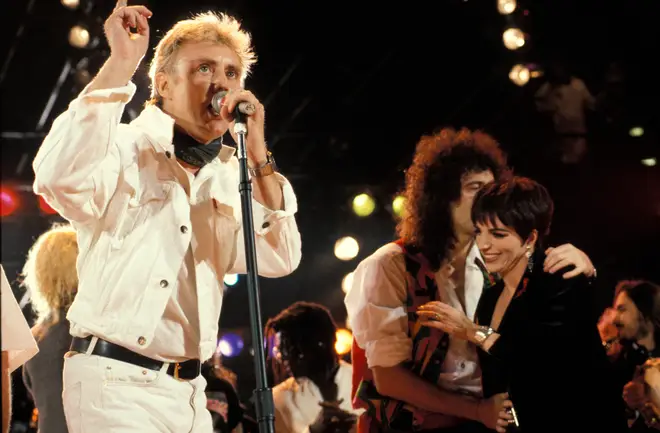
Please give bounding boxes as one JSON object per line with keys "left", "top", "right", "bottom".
{"left": 32, "top": 82, "right": 302, "bottom": 361}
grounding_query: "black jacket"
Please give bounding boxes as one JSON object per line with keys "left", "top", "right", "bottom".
{"left": 475, "top": 251, "right": 628, "bottom": 433}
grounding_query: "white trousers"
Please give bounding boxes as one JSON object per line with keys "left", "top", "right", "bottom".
{"left": 62, "top": 342, "right": 213, "bottom": 433}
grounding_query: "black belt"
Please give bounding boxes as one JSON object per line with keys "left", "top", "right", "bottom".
{"left": 70, "top": 336, "right": 201, "bottom": 380}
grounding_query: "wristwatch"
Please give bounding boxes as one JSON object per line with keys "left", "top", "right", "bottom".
{"left": 473, "top": 325, "right": 494, "bottom": 346}
{"left": 249, "top": 151, "right": 277, "bottom": 178}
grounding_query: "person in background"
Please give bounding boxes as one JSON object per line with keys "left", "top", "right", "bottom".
{"left": 203, "top": 350, "right": 246, "bottom": 433}
{"left": 606, "top": 280, "right": 660, "bottom": 431}
{"left": 20, "top": 224, "right": 79, "bottom": 433}
{"left": 1, "top": 264, "right": 39, "bottom": 433}
{"left": 265, "top": 301, "right": 362, "bottom": 433}
{"left": 534, "top": 61, "right": 595, "bottom": 164}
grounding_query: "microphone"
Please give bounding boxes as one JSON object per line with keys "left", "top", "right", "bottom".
{"left": 211, "top": 90, "right": 257, "bottom": 122}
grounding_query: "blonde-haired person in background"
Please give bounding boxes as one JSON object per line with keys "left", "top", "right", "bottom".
{"left": 21, "top": 223, "right": 79, "bottom": 433}
{"left": 31, "top": 1, "right": 302, "bottom": 432}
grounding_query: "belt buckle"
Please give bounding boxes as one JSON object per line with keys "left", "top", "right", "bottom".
{"left": 173, "top": 363, "right": 181, "bottom": 380}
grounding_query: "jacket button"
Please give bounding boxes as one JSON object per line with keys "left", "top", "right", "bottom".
{"left": 262, "top": 221, "right": 270, "bottom": 229}
{"left": 180, "top": 225, "right": 188, "bottom": 234}
{"left": 138, "top": 336, "right": 146, "bottom": 345}
{"left": 160, "top": 279, "right": 168, "bottom": 288}
{"left": 165, "top": 151, "right": 171, "bottom": 159}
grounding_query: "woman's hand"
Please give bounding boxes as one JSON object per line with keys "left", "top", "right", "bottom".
{"left": 417, "top": 302, "right": 477, "bottom": 343}
{"left": 476, "top": 392, "right": 514, "bottom": 431}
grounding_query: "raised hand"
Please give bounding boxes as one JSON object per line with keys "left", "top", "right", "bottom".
{"left": 104, "top": 1, "right": 152, "bottom": 69}
{"left": 477, "top": 392, "right": 513, "bottom": 432}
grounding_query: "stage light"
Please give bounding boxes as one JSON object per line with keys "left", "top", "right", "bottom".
{"left": 69, "top": 25, "right": 90, "bottom": 48}
{"left": 641, "top": 158, "right": 657, "bottom": 167}
{"left": 629, "top": 127, "right": 644, "bottom": 137}
{"left": 334, "top": 236, "right": 359, "bottom": 261}
{"left": 497, "top": 0, "right": 516, "bottom": 15}
{"left": 61, "top": 0, "right": 80, "bottom": 9}
{"left": 392, "top": 195, "right": 406, "bottom": 218}
{"left": 217, "top": 333, "right": 244, "bottom": 358}
{"left": 0, "top": 187, "right": 19, "bottom": 217}
{"left": 38, "top": 196, "right": 58, "bottom": 215}
{"left": 352, "top": 193, "right": 376, "bottom": 217}
{"left": 341, "top": 272, "right": 354, "bottom": 294}
{"left": 509, "top": 64, "right": 530, "bottom": 86}
{"left": 335, "top": 328, "right": 353, "bottom": 355}
{"left": 502, "top": 28, "right": 525, "bottom": 50}
{"left": 223, "top": 274, "right": 239, "bottom": 286}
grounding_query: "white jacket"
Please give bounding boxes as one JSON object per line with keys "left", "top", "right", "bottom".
{"left": 32, "top": 82, "right": 302, "bottom": 360}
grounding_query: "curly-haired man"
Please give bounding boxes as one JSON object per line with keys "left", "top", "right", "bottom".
{"left": 345, "top": 127, "right": 596, "bottom": 433}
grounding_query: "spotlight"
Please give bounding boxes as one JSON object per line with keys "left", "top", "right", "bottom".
{"left": 223, "top": 274, "right": 239, "bottom": 286}
{"left": 497, "top": 0, "right": 517, "bottom": 15}
{"left": 341, "top": 272, "right": 354, "bottom": 294}
{"left": 352, "top": 193, "right": 376, "bottom": 217}
{"left": 61, "top": 0, "right": 80, "bottom": 9}
{"left": 38, "top": 196, "right": 58, "bottom": 215}
{"left": 641, "top": 158, "right": 657, "bottom": 167}
{"left": 334, "top": 237, "right": 359, "bottom": 261}
{"left": 69, "top": 25, "right": 90, "bottom": 48}
{"left": 0, "top": 187, "right": 19, "bottom": 217}
{"left": 335, "top": 329, "right": 353, "bottom": 355}
{"left": 629, "top": 126, "right": 644, "bottom": 137}
{"left": 217, "top": 333, "right": 244, "bottom": 358}
{"left": 509, "top": 64, "right": 542, "bottom": 86}
{"left": 502, "top": 27, "right": 526, "bottom": 50}
{"left": 509, "top": 64, "right": 530, "bottom": 86}
{"left": 392, "top": 195, "right": 406, "bottom": 218}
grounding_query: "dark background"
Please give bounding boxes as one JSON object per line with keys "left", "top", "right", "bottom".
{"left": 1, "top": 0, "right": 659, "bottom": 420}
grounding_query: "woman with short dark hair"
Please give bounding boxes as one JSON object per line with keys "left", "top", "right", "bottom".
{"left": 418, "top": 176, "right": 628, "bottom": 433}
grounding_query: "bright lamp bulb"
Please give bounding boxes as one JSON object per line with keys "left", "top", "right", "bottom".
{"left": 334, "top": 237, "right": 359, "bottom": 261}
{"left": 502, "top": 28, "right": 525, "bottom": 50}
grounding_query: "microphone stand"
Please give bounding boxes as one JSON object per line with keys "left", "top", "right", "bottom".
{"left": 233, "top": 109, "right": 275, "bottom": 433}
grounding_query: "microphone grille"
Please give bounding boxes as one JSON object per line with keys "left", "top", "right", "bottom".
{"left": 211, "top": 90, "right": 228, "bottom": 115}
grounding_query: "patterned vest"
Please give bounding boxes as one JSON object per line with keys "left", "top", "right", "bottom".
{"left": 350, "top": 241, "right": 452, "bottom": 432}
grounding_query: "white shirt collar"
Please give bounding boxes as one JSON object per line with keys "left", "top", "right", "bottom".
{"left": 467, "top": 241, "right": 484, "bottom": 269}
{"left": 130, "top": 105, "right": 236, "bottom": 162}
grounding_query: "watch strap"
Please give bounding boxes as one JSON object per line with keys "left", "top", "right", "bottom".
{"left": 249, "top": 151, "right": 277, "bottom": 178}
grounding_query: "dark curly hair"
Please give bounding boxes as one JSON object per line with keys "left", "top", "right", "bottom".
{"left": 396, "top": 127, "right": 508, "bottom": 271}
{"left": 264, "top": 301, "right": 339, "bottom": 400}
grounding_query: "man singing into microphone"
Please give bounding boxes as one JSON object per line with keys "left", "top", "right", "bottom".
{"left": 32, "top": 3, "right": 301, "bottom": 432}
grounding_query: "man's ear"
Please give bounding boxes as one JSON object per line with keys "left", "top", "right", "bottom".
{"left": 155, "top": 71, "right": 169, "bottom": 100}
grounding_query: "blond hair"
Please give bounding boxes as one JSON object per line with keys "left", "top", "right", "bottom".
{"left": 147, "top": 11, "right": 257, "bottom": 105}
{"left": 21, "top": 223, "right": 79, "bottom": 339}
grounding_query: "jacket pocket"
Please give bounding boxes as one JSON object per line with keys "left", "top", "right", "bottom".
{"left": 110, "top": 182, "right": 172, "bottom": 250}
